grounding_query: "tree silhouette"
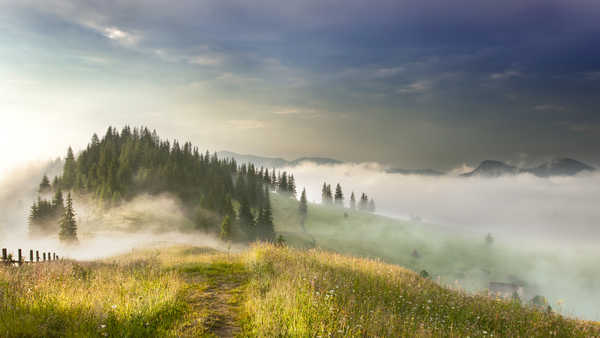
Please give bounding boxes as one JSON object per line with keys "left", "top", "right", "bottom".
{"left": 59, "top": 192, "right": 78, "bottom": 244}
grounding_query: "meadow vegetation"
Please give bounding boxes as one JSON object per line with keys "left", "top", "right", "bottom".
{"left": 1, "top": 244, "right": 598, "bottom": 337}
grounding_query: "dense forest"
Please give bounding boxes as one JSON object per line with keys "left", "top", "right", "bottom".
{"left": 29, "top": 126, "right": 298, "bottom": 242}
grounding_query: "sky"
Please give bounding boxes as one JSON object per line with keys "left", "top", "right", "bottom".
{"left": 1, "top": 0, "right": 600, "bottom": 174}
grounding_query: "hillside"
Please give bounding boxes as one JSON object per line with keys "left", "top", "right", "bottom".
{"left": 462, "top": 158, "right": 595, "bottom": 177}
{"left": 1, "top": 244, "right": 598, "bottom": 337}
{"left": 217, "top": 151, "right": 342, "bottom": 168}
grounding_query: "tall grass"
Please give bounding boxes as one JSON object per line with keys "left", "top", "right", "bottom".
{"left": 241, "top": 243, "right": 600, "bottom": 337}
{"left": 2, "top": 244, "right": 598, "bottom": 337}
{"left": 0, "top": 256, "right": 186, "bottom": 337}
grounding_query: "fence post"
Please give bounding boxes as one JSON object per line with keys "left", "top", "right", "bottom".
{"left": 43, "top": 252, "right": 46, "bottom": 261}
{"left": 18, "top": 249, "right": 22, "bottom": 266}
{"left": 36, "top": 251, "right": 40, "bottom": 262}
{"left": 29, "top": 250, "right": 33, "bottom": 263}
{"left": 53, "top": 253, "right": 56, "bottom": 260}
{"left": 47, "top": 252, "right": 51, "bottom": 261}
{"left": 2, "top": 248, "right": 6, "bottom": 262}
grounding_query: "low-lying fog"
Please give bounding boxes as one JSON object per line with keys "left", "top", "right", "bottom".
{"left": 285, "top": 162, "right": 600, "bottom": 320}
{"left": 2, "top": 160, "right": 600, "bottom": 320}
{"left": 0, "top": 162, "right": 238, "bottom": 261}
{"left": 288, "top": 162, "right": 600, "bottom": 247}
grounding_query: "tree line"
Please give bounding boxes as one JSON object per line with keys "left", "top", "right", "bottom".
{"left": 321, "top": 182, "right": 375, "bottom": 212}
{"left": 29, "top": 126, "right": 301, "bottom": 244}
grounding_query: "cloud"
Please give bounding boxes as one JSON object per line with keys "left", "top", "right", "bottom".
{"left": 227, "top": 119, "right": 267, "bottom": 130}
{"left": 490, "top": 70, "right": 522, "bottom": 80}
{"left": 397, "top": 80, "right": 432, "bottom": 94}
{"left": 374, "top": 67, "right": 404, "bottom": 78}
{"left": 186, "top": 55, "right": 224, "bottom": 66}
{"left": 102, "top": 26, "right": 140, "bottom": 46}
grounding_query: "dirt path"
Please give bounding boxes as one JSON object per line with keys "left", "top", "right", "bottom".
{"left": 176, "top": 262, "right": 248, "bottom": 337}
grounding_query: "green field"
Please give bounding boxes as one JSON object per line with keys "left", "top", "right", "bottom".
{"left": 1, "top": 244, "right": 598, "bottom": 337}
{"left": 271, "top": 192, "right": 600, "bottom": 319}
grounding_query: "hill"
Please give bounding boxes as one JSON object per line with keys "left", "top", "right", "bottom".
{"left": 462, "top": 160, "right": 520, "bottom": 177}
{"left": 462, "top": 158, "right": 595, "bottom": 177}
{"left": 1, "top": 244, "right": 597, "bottom": 337}
{"left": 217, "top": 151, "right": 341, "bottom": 168}
{"left": 525, "top": 158, "right": 595, "bottom": 177}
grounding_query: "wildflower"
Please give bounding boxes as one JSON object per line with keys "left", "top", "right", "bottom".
{"left": 111, "top": 304, "right": 117, "bottom": 309}
{"left": 100, "top": 324, "right": 106, "bottom": 329}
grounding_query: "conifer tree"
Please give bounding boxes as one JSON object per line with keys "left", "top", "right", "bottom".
{"left": 350, "top": 191, "right": 356, "bottom": 210}
{"left": 39, "top": 175, "right": 51, "bottom": 192}
{"left": 279, "top": 171, "right": 288, "bottom": 193}
{"left": 238, "top": 197, "right": 256, "bottom": 241}
{"left": 52, "top": 188, "right": 65, "bottom": 214}
{"left": 271, "top": 169, "right": 277, "bottom": 186}
{"left": 219, "top": 215, "right": 232, "bottom": 241}
{"left": 334, "top": 183, "right": 344, "bottom": 206}
{"left": 321, "top": 182, "right": 328, "bottom": 204}
{"left": 299, "top": 188, "right": 308, "bottom": 224}
{"left": 256, "top": 186, "right": 275, "bottom": 241}
{"left": 62, "top": 146, "right": 77, "bottom": 189}
{"left": 326, "top": 184, "right": 333, "bottom": 204}
{"left": 59, "top": 192, "right": 78, "bottom": 244}
{"left": 288, "top": 174, "right": 297, "bottom": 197}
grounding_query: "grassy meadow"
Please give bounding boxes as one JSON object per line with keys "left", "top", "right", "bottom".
{"left": 271, "top": 193, "right": 600, "bottom": 315}
{"left": 1, "top": 244, "right": 599, "bottom": 337}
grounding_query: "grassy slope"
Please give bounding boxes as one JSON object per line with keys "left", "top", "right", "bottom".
{"left": 1, "top": 245, "right": 598, "bottom": 337}
{"left": 271, "top": 193, "right": 559, "bottom": 293}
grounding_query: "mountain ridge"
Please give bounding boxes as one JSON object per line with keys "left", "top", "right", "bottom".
{"left": 462, "top": 158, "right": 595, "bottom": 177}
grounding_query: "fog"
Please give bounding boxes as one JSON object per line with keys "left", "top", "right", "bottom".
{"left": 2, "top": 159, "right": 600, "bottom": 320}
{"left": 285, "top": 162, "right": 600, "bottom": 320}
{"left": 287, "top": 162, "right": 600, "bottom": 246}
{"left": 0, "top": 161, "right": 241, "bottom": 261}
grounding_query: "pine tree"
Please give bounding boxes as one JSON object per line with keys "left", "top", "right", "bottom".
{"left": 52, "top": 188, "right": 65, "bottom": 215}
{"left": 299, "top": 188, "right": 308, "bottom": 224}
{"left": 321, "top": 182, "right": 328, "bottom": 204}
{"left": 39, "top": 175, "right": 51, "bottom": 192}
{"left": 62, "top": 146, "right": 77, "bottom": 189}
{"left": 238, "top": 197, "right": 256, "bottom": 241}
{"left": 326, "top": 184, "right": 333, "bottom": 204}
{"left": 256, "top": 186, "right": 275, "bottom": 241}
{"left": 288, "top": 174, "right": 297, "bottom": 197}
{"left": 219, "top": 215, "right": 232, "bottom": 241}
{"left": 334, "top": 183, "right": 344, "bottom": 206}
{"left": 279, "top": 171, "right": 288, "bottom": 193}
{"left": 350, "top": 192, "right": 356, "bottom": 210}
{"left": 59, "top": 192, "right": 78, "bottom": 244}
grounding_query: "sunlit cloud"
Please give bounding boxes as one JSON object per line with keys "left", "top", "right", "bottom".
{"left": 102, "top": 26, "right": 140, "bottom": 46}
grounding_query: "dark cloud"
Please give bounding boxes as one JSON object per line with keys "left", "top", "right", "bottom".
{"left": 2, "top": 0, "right": 600, "bottom": 169}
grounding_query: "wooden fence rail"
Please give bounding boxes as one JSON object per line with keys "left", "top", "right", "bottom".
{"left": 1, "top": 248, "right": 60, "bottom": 266}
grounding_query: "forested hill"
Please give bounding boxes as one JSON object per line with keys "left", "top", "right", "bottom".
{"left": 37, "top": 126, "right": 298, "bottom": 241}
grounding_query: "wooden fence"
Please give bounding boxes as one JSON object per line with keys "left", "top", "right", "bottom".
{"left": 1, "top": 248, "right": 60, "bottom": 266}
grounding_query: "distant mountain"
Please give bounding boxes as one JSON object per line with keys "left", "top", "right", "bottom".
{"left": 524, "top": 158, "right": 595, "bottom": 177}
{"left": 462, "top": 158, "right": 595, "bottom": 177}
{"left": 462, "top": 160, "right": 520, "bottom": 177}
{"left": 217, "top": 151, "right": 341, "bottom": 168}
{"left": 217, "top": 151, "right": 288, "bottom": 168}
{"left": 290, "top": 157, "right": 343, "bottom": 166}
{"left": 385, "top": 168, "right": 444, "bottom": 176}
